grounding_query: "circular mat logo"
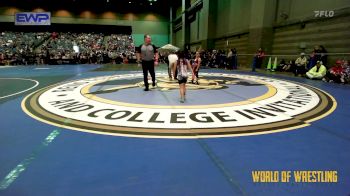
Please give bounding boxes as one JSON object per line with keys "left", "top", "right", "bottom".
{"left": 22, "top": 73, "right": 336, "bottom": 138}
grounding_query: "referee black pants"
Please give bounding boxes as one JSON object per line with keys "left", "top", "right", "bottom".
{"left": 142, "top": 60, "right": 155, "bottom": 88}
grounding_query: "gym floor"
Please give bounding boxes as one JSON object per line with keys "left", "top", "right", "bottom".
{"left": 0, "top": 64, "right": 349, "bottom": 195}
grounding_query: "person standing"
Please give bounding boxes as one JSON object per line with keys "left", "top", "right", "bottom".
{"left": 227, "top": 49, "right": 233, "bottom": 69}
{"left": 172, "top": 51, "right": 195, "bottom": 103}
{"left": 228, "top": 48, "right": 238, "bottom": 70}
{"left": 191, "top": 51, "right": 201, "bottom": 84}
{"left": 308, "top": 46, "right": 321, "bottom": 70}
{"left": 136, "top": 34, "right": 159, "bottom": 91}
{"left": 319, "top": 45, "right": 328, "bottom": 68}
{"left": 252, "top": 48, "right": 265, "bottom": 72}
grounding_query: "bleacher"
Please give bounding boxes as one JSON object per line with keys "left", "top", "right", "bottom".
{"left": 0, "top": 31, "right": 135, "bottom": 65}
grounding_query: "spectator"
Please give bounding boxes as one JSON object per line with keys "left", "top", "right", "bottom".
{"left": 295, "top": 53, "right": 308, "bottom": 76}
{"left": 191, "top": 51, "right": 201, "bottom": 84}
{"left": 122, "top": 53, "right": 128, "bottom": 64}
{"left": 306, "top": 60, "right": 327, "bottom": 80}
{"left": 252, "top": 48, "right": 265, "bottom": 72}
{"left": 0, "top": 53, "right": 4, "bottom": 65}
{"left": 228, "top": 48, "right": 238, "bottom": 70}
{"left": 308, "top": 46, "right": 321, "bottom": 70}
{"left": 323, "top": 60, "right": 343, "bottom": 83}
{"left": 277, "top": 59, "right": 286, "bottom": 71}
{"left": 282, "top": 60, "right": 294, "bottom": 72}
{"left": 337, "top": 60, "right": 350, "bottom": 84}
{"left": 319, "top": 45, "right": 328, "bottom": 67}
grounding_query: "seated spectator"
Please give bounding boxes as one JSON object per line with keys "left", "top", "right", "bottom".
{"left": 277, "top": 59, "right": 286, "bottom": 71}
{"left": 0, "top": 53, "right": 4, "bottom": 65}
{"left": 282, "top": 60, "right": 294, "bottom": 72}
{"left": 341, "top": 60, "right": 350, "bottom": 84}
{"left": 323, "top": 60, "right": 343, "bottom": 83}
{"left": 122, "top": 53, "right": 128, "bottom": 64}
{"left": 295, "top": 53, "right": 308, "bottom": 76}
{"left": 306, "top": 61, "right": 327, "bottom": 80}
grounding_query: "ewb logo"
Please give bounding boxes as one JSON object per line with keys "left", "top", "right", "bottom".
{"left": 15, "top": 12, "right": 51, "bottom": 26}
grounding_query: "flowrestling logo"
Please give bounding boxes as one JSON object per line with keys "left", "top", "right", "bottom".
{"left": 22, "top": 73, "right": 336, "bottom": 138}
{"left": 15, "top": 12, "right": 51, "bottom": 26}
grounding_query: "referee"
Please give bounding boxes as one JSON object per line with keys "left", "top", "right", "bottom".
{"left": 136, "top": 34, "right": 159, "bottom": 91}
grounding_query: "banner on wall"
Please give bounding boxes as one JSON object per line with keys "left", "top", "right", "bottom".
{"left": 15, "top": 12, "right": 51, "bottom": 26}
